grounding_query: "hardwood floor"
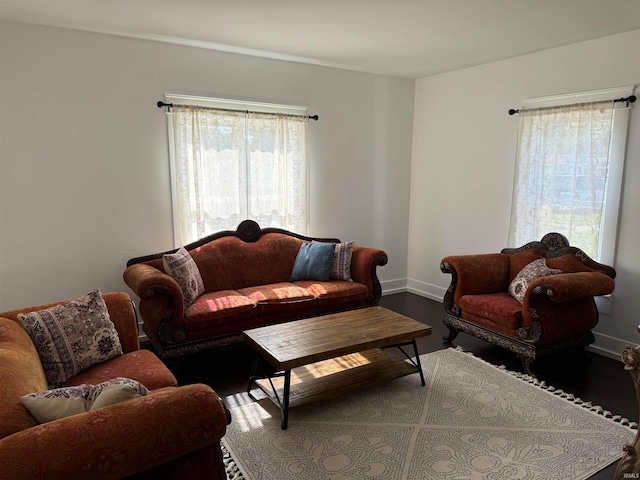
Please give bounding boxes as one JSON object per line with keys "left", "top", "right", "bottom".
{"left": 172, "top": 292, "right": 638, "bottom": 479}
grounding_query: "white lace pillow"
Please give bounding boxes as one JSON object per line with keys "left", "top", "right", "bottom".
{"left": 508, "top": 258, "right": 562, "bottom": 304}
{"left": 18, "top": 289, "right": 123, "bottom": 388}
{"left": 20, "top": 377, "right": 149, "bottom": 423}
{"left": 163, "top": 247, "right": 205, "bottom": 308}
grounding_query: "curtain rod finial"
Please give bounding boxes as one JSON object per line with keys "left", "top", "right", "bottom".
{"left": 508, "top": 108, "right": 519, "bottom": 115}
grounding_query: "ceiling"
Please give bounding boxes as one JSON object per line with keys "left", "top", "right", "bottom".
{"left": 2, "top": 0, "right": 640, "bottom": 79}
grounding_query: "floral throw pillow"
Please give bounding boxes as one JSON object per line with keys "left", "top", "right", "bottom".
{"left": 163, "top": 247, "right": 205, "bottom": 309}
{"left": 18, "top": 289, "right": 123, "bottom": 388}
{"left": 508, "top": 258, "right": 562, "bottom": 304}
{"left": 20, "top": 377, "right": 149, "bottom": 423}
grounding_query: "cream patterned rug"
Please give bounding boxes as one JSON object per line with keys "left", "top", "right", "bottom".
{"left": 222, "top": 348, "right": 636, "bottom": 480}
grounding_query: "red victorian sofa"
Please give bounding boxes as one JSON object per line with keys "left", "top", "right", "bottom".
{"left": 124, "top": 220, "right": 388, "bottom": 361}
{"left": 0, "top": 291, "right": 230, "bottom": 480}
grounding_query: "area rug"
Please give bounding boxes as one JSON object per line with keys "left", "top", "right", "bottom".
{"left": 221, "top": 347, "right": 636, "bottom": 480}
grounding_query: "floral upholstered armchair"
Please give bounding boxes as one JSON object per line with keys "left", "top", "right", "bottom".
{"left": 440, "top": 233, "right": 616, "bottom": 374}
{"left": 0, "top": 291, "right": 231, "bottom": 479}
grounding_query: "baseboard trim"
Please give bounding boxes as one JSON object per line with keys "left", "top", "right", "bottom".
{"left": 406, "top": 279, "right": 446, "bottom": 302}
{"left": 381, "top": 278, "right": 446, "bottom": 302}
{"left": 589, "top": 331, "right": 631, "bottom": 361}
{"left": 380, "top": 278, "right": 409, "bottom": 296}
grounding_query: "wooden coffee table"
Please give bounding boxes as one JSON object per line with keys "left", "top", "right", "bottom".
{"left": 244, "top": 306, "right": 432, "bottom": 429}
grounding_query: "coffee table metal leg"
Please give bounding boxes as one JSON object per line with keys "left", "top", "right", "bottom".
{"left": 281, "top": 369, "right": 291, "bottom": 430}
{"left": 246, "top": 366, "right": 292, "bottom": 429}
{"left": 390, "top": 340, "right": 425, "bottom": 387}
{"left": 411, "top": 339, "right": 426, "bottom": 386}
{"left": 246, "top": 353, "right": 260, "bottom": 394}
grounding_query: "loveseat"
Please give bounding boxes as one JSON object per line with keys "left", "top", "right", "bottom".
{"left": 124, "top": 220, "right": 388, "bottom": 361}
{"left": 0, "top": 291, "right": 231, "bottom": 480}
{"left": 441, "top": 233, "right": 616, "bottom": 373}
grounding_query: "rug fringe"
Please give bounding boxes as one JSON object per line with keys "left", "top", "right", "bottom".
{"left": 449, "top": 346, "right": 638, "bottom": 430}
{"left": 221, "top": 441, "right": 247, "bottom": 480}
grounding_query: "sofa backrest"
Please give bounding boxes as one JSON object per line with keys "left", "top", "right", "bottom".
{"left": 0, "top": 317, "right": 46, "bottom": 439}
{"left": 192, "top": 233, "right": 305, "bottom": 292}
{"left": 128, "top": 220, "right": 343, "bottom": 293}
{"left": 504, "top": 247, "right": 614, "bottom": 283}
{"left": 141, "top": 234, "right": 309, "bottom": 292}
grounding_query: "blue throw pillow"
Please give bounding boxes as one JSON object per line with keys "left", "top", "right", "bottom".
{"left": 290, "top": 242, "right": 335, "bottom": 282}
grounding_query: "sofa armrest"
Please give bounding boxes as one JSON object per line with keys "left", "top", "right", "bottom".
{"left": 441, "top": 254, "right": 510, "bottom": 310}
{"left": 123, "top": 263, "right": 185, "bottom": 336}
{"left": 526, "top": 271, "right": 615, "bottom": 304}
{"left": 350, "top": 246, "right": 388, "bottom": 304}
{"left": 101, "top": 292, "right": 140, "bottom": 354}
{"left": 0, "top": 384, "right": 230, "bottom": 480}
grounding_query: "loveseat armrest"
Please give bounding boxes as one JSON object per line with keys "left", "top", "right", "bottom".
{"left": 123, "top": 263, "right": 185, "bottom": 333}
{"left": 441, "top": 254, "right": 510, "bottom": 311}
{"left": 0, "top": 384, "right": 230, "bottom": 480}
{"left": 101, "top": 292, "right": 140, "bottom": 353}
{"left": 350, "top": 246, "right": 388, "bottom": 304}
{"left": 527, "top": 271, "right": 616, "bottom": 304}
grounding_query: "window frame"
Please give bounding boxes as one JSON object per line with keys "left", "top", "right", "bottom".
{"left": 163, "top": 93, "right": 310, "bottom": 245}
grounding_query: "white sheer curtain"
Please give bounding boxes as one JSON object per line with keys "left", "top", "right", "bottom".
{"left": 508, "top": 101, "right": 614, "bottom": 258}
{"left": 168, "top": 106, "right": 309, "bottom": 246}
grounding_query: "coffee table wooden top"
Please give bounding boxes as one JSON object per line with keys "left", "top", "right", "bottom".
{"left": 243, "top": 306, "right": 431, "bottom": 371}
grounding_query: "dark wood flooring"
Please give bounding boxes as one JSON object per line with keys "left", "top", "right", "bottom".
{"left": 172, "top": 293, "right": 638, "bottom": 479}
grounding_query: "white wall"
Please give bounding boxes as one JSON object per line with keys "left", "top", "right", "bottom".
{"left": 0, "top": 21, "right": 415, "bottom": 310}
{"left": 408, "top": 29, "right": 640, "bottom": 356}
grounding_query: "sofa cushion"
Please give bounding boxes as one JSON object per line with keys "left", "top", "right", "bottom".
{"left": 184, "top": 290, "right": 257, "bottom": 331}
{"left": 18, "top": 289, "right": 123, "bottom": 388}
{"left": 20, "top": 377, "right": 149, "bottom": 424}
{"left": 163, "top": 247, "right": 205, "bottom": 308}
{"left": 239, "top": 283, "right": 316, "bottom": 304}
{"left": 508, "top": 259, "right": 562, "bottom": 304}
{"left": 290, "top": 242, "right": 335, "bottom": 281}
{"left": 66, "top": 349, "right": 178, "bottom": 390}
{"left": 459, "top": 293, "right": 523, "bottom": 330}
{"left": 238, "top": 283, "right": 317, "bottom": 315}
{"left": 293, "top": 280, "right": 368, "bottom": 305}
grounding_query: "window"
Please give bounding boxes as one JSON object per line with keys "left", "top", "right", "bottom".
{"left": 508, "top": 87, "right": 634, "bottom": 312}
{"left": 508, "top": 86, "right": 633, "bottom": 263}
{"left": 164, "top": 94, "right": 310, "bottom": 246}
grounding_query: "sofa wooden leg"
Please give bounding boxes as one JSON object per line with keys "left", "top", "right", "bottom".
{"left": 443, "top": 326, "right": 459, "bottom": 345}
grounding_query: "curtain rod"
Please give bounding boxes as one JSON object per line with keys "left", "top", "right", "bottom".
{"left": 157, "top": 101, "right": 318, "bottom": 121}
{"left": 508, "top": 95, "right": 636, "bottom": 115}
